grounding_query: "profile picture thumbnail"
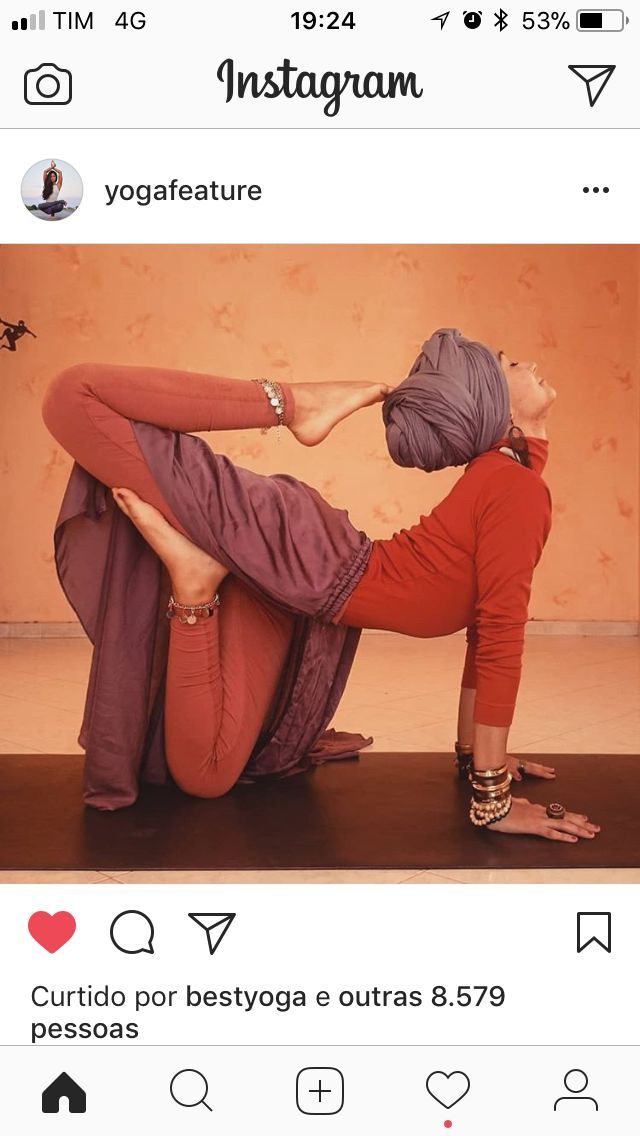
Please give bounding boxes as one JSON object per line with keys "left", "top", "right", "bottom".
{"left": 21, "top": 158, "right": 83, "bottom": 222}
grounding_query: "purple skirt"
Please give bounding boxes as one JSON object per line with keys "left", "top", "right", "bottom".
{"left": 52, "top": 420, "right": 374, "bottom": 810}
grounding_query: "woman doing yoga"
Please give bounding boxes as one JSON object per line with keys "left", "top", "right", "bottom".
{"left": 41, "top": 327, "right": 600, "bottom": 843}
{"left": 39, "top": 164, "right": 67, "bottom": 219}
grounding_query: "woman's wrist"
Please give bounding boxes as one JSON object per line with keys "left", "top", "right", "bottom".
{"left": 468, "top": 759, "right": 513, "bottom": 827}
{"left": 470, "top": 722, "right": 509, "bottom": 771}
{"left": 454, "top": 729, "right": 513, "bottom": 826}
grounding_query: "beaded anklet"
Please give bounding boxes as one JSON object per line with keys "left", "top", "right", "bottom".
{"left": 252, "top": 377, "right": 285, "bottom": 441}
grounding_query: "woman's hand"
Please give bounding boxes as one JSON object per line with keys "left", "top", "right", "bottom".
{"left": 489, "top": 797, "right": 600, "bottom": 842}
{"left": 507, "top": 754, "right": 555, "bottom": 781}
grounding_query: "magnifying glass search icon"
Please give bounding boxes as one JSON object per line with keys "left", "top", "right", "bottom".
{"left": 170, "top": 1068, "right": 213, "bottom": 1111}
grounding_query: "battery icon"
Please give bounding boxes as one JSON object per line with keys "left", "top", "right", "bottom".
{"left": 577, "top": 9, "right": 628, "bottom": 30}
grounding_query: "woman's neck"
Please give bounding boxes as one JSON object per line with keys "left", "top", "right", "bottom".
{"left": 510, "top": 418, "right": 548, "bottom": 440}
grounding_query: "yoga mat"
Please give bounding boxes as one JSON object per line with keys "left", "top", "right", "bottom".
{"left": 0, "top": 753, "right": 637, "bottom": 871}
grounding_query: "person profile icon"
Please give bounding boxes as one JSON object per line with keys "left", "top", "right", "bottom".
{"left": 553, "top": 1068, "right": 598, "bottom": 1111}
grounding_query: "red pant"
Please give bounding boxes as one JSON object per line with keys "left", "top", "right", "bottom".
{"left": 42, "top": 364, "right": 297, "bottom": 798}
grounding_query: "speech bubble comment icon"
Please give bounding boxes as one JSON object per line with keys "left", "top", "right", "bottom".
{"left": 109, "top": 909, "right": 155, "bottom": 955}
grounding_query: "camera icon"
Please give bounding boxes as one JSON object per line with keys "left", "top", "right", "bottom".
{"left": 24, "top": 63, "right": 72, "bottom": 105}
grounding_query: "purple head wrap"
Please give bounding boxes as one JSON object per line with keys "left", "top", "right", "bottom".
{"left": 382, "top": 327, "right": 511, "bottom": 472}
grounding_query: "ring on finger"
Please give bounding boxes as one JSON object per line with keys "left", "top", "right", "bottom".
{"left": 517, "top": 761, "right": 527, "bottom": 775}
{"left": 546, "top": 802, "right": 566, "bottom": 820}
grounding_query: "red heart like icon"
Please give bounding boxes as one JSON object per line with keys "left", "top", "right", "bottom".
{"left": 28, "top": 911, "right": 76, "bottom": 953}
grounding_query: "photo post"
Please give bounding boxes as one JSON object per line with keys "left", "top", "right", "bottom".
{"left": 0, "top": 3, "right": 638, "bottom": 1130}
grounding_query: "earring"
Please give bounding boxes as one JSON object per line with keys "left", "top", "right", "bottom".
{"left": 507, "top": 419, "right": 528, "bottom": 465}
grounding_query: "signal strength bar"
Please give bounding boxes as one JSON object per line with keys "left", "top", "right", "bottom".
{"left": 11, "top": 10, "right": 46, "bottom": 30}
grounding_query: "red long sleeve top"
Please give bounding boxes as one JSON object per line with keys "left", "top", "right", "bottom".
{"left": 337, "top": 435, "right": 552, "bottom": 727}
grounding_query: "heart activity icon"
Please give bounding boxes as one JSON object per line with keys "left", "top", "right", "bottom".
{"left": 426, "top": 1070, "right": 471, "bottom": 1109}
{"left": 28, "top": 911, "right": 76, "bottom": 953}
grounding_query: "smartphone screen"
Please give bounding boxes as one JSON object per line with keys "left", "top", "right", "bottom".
{"left": 0, "top": 3, "right": 638, "bottom": 1131}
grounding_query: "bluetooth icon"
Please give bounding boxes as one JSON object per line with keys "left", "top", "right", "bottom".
{"left": 494, "top": 8, "right": 508, "bottom": 30}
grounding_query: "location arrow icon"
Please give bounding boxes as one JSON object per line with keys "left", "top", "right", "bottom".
{"left": 188, "top": 912, "right": 236, "bottom": 955}
{"left": 431, "top": 11, "right": 450, "bottom": 30}
{"left": 568, "top": 64, "right": 616, "bottom": 107}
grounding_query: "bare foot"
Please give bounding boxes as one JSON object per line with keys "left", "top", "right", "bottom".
{"left": 288, "top": 381, "right": 391, "bottom": 447}
{"left": 111, "top": 487, "right": 227, "bottom": 604}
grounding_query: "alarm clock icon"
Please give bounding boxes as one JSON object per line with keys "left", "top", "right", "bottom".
{"left": 463, "top": 10, "right": 482, "bottom": 28}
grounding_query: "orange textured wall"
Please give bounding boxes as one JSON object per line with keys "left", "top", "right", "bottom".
{"left": 0, "top": 244, "right": 638, "bottom": 623}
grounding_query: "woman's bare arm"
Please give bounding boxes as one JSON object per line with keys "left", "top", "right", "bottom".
{"left": 473, "top": 722, "right": 510, "bottom": 769}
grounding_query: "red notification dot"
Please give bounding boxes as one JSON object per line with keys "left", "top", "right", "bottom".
{"left": 444, "top": 1123, "right": 453, "bottom": 1130}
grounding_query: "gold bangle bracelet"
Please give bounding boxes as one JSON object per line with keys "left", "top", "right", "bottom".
{"left": 472, "top": 783, "right": 511, "bottom": 798}
{"left": 472, "top": 789, "right": 509, "bottom": 801}
{"left": 473, "top": 788, "right": 511, "bottom": 803}
{"left": 471, "top": 776, "right": 511, "bottom": 791}
{"left": 471, "top": 774, "right": 510, "bottom": 788}
{"left": 471, "top": 773, "right": 512, "bottom": 790}
{"left": 472, "top": 781, "right": 513, "bottom": 799}
{"left": 472, "top": 764, "right": 508, "bottom": 779}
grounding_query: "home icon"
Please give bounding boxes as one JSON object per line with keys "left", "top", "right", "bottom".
{"left": 42, "top": 1072, "right": 87, "bottom": 1113}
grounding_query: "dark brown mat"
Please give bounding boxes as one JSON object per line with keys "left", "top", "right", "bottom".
{"left": 0, "top": 753, "right": 637, "bottom": 871}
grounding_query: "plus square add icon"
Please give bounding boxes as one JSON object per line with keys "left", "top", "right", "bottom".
{"left": 296, "top": 1068, "right": 344, "bottom": 1115}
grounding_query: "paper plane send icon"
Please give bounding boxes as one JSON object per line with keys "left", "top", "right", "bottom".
{"left": 188, "top": 912, "right": 236, "bottom": 955}
{"left": 569, "top": 64, "right": 616, "bottom": 107}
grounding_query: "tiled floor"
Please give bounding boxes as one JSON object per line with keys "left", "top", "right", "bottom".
{"left": 0, "top": 632, "right": 638, "bottom": 885}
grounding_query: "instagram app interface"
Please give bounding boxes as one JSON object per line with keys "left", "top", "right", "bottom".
{"left": 0, "top": 2, "right": 638, "bottom": 1133}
